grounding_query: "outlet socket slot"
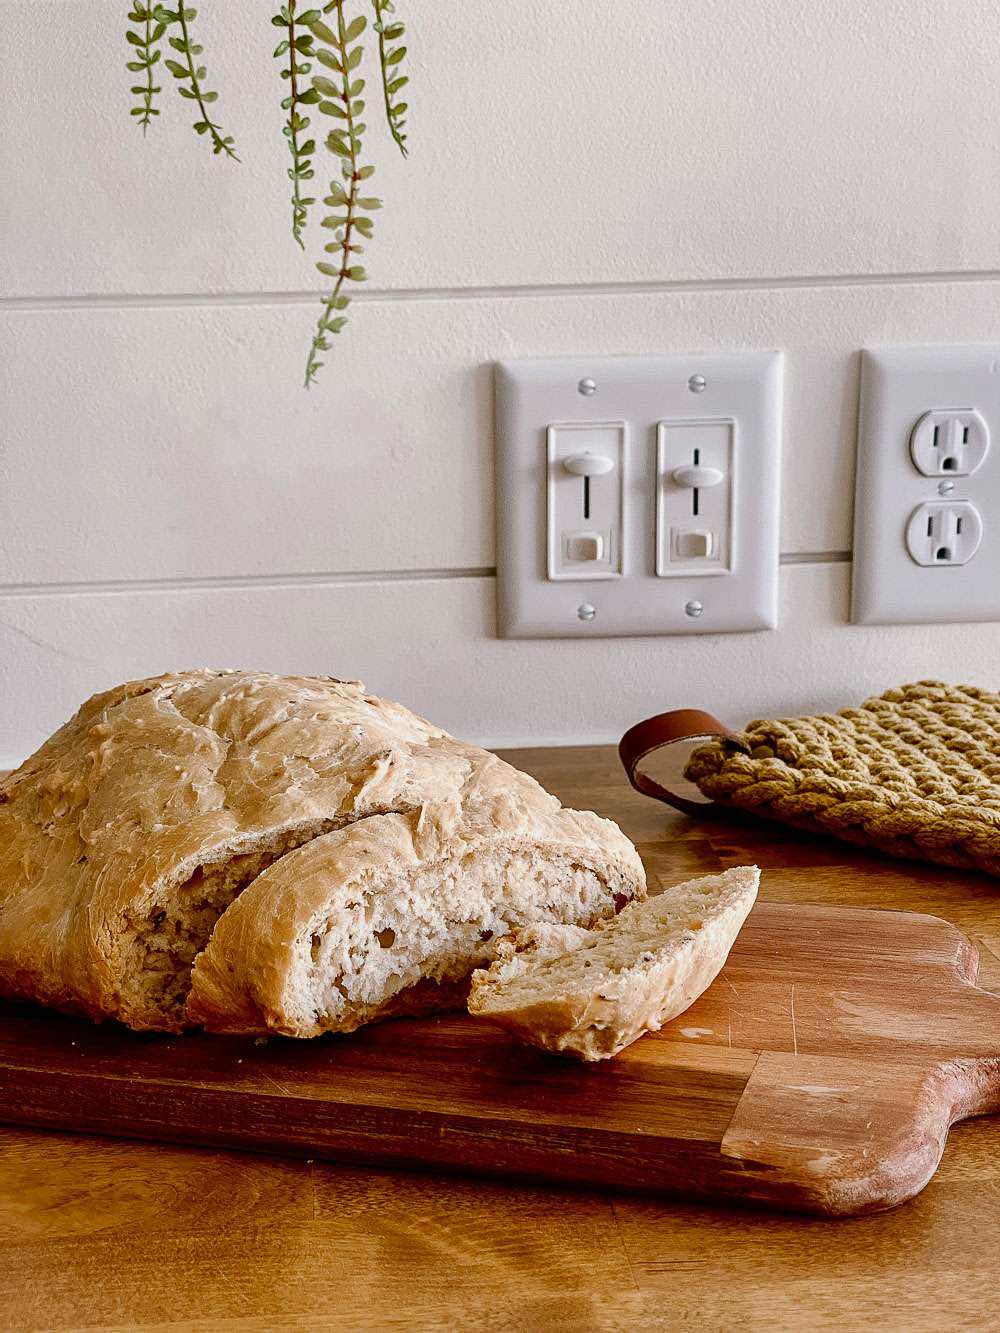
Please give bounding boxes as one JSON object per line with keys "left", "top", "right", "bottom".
{"left": 910, "top": 409, "right": 989, "bottom": 478}
{"left": 905, "top": 500, "right": 983, "bottom": 567}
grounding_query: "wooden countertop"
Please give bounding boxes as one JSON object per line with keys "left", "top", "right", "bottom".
{"left": 3, "top": 744, "right": 1000, "bottom": 1331}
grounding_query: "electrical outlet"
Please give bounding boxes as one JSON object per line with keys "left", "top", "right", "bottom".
{"left": 910, "top": 409, "right": 989, "bottom": 477}
{"left": 905, "top": 501, "right": 982, "bottom": 567}
{"left": 852, "top": 345, "right": 1000, "bottom": 625}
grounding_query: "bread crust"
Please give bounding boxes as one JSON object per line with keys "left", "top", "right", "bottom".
{"left": 188, "top": 802, "right": 645, "bottom": 1036}
{"left": 467, "top": 866, "right": 759, "bottom": 1060}
{"left": 0, "top": 670, "right": 645, "bottom": 1034}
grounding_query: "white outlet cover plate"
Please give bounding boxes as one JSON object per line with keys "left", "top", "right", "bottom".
{"left": 852, "top": 345, "right": 1000, "bottom": 625}
{"left": 495, "top": 352, "right": 783, "bottom": 638}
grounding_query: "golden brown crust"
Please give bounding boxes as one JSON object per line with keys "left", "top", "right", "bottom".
{"left": 0, "top": 670, "right": 644, "bottom": 1035}
{"left": 188, "top": 802, "right": 645, "bottom": 1036}
{"left": 0, "top": 671, "right": 541, "bottom": 1026}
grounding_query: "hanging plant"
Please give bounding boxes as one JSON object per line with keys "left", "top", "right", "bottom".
{"left": 124, "top": 2, "right": 409, "bottom": 387}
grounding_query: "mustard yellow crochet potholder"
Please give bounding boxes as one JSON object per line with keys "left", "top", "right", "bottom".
{"left": 677, "top": 682, "right": 1000, "bottom": 876}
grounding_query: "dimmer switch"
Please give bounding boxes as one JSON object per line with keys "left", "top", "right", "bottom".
{"left": 495, "top": 352, "right": 783, "bottom": 638}
{"left": 546, "top": 422, "right": 623, "bottom": 580}
{"left": 656, "top": 418, "right": 734, "bottom": 576}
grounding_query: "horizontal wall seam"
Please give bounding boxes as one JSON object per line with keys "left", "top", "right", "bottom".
{"left": 4, "top": 270, "right": 1000, "bottom": 313}
{"left": 780, "top": 550, "right": 851, "bottom": 565}
{"left": 0, "top": 552, "right": 850, "bottom": 598}
{"left": 0, "top": 566, "right": 496, "bottom": 598}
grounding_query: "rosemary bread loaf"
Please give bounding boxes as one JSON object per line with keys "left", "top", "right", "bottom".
{"left": 467, "top": 866, "right": 759, "bottom": 1060}
{"left": 0, "top": 670, "right": 645, "bottom": 1033}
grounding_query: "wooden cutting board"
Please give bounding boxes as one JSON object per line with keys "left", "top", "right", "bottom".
{"left": 2, "top": 900, "right": 999, "bottom": 1216}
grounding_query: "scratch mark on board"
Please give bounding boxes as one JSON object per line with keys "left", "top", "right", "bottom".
{"left": 260, "top": 1071, "right": 292, "bottom": 1098}
{"left": 789, "top": 983, "right": 799, "bottom": 1056}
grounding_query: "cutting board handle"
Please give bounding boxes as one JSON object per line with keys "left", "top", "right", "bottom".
{"left": 619, "top": 708, "right": 747, "bottom": 817}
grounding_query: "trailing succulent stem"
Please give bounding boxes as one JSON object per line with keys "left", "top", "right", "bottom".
{"left": 371, "top": 0, "right": 408, "bottom": 156}
{"left": 163, "top": 5, "right": 239, "bottom": 158}
{"left": 125, "top": 5, "right": 167, "bottom": 131}
{"left": 303, "top": 1, "right": 382, "bottom": 388}
{"left": 272, "top": 4, "right": 323, "bottom": 247}
{"left": 124, "top": 0, "right": 410, "bottom": 385}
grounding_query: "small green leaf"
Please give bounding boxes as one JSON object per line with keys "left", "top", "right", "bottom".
{"left": 306, "top": 18, "right": 337, "bottom": 43}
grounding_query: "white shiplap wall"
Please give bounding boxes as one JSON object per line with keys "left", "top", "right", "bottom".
{"left": 3, "top": 1, "right": 1000, "bottom": 764}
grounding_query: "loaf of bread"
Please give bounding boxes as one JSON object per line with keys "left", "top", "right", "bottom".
{"left": 467, "top": 866, "right": 759, "bottom": 1060}
{"left": 0, "top": 671, "right": 645, "bottom": 1034}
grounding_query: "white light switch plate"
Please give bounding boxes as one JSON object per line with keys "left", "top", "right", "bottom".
{"left": 495, "top": 352, "right": 783, "bottom": 638}
{"left": 852, "top": 346, "right": 1000, "bottom": 625}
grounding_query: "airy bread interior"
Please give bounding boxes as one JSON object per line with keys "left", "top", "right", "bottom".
{"left": 120, "top": 821, "right": 340, "bottom": 1027}
{"left": 267, "top": 846, "right": 629, "bottom": 1037}
{"left": 467, "top": 865, "right": 759, "bottom": 1059}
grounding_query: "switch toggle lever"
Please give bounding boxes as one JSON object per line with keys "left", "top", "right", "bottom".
{"left": 670, "top": 463, "right": 724, "bottom": 489}
{"left": 563, "top": 452, "right": 615, "bottom": 477}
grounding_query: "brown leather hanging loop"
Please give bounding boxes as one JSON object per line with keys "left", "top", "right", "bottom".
{"left": 618, "top": 708, "right": 746, "bottom": 817}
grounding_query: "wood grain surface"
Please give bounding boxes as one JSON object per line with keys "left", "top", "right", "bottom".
{"left": 2, "top": 899, "right": 998, "bottom": 1219}
{"left": 3, "top": 744, "right": 1000, "bottom": 1330}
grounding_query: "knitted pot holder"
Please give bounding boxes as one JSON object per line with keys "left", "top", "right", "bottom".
{"left": 619, "top": 681, "right": 1000, "bottom": 876}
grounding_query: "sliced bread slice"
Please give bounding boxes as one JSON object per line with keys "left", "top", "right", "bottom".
{"left": 187, "top": 802, "right": 645, "bottom": 1036}
{"left": 467, "top": 865, "right": 760, "bottom": 1061}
